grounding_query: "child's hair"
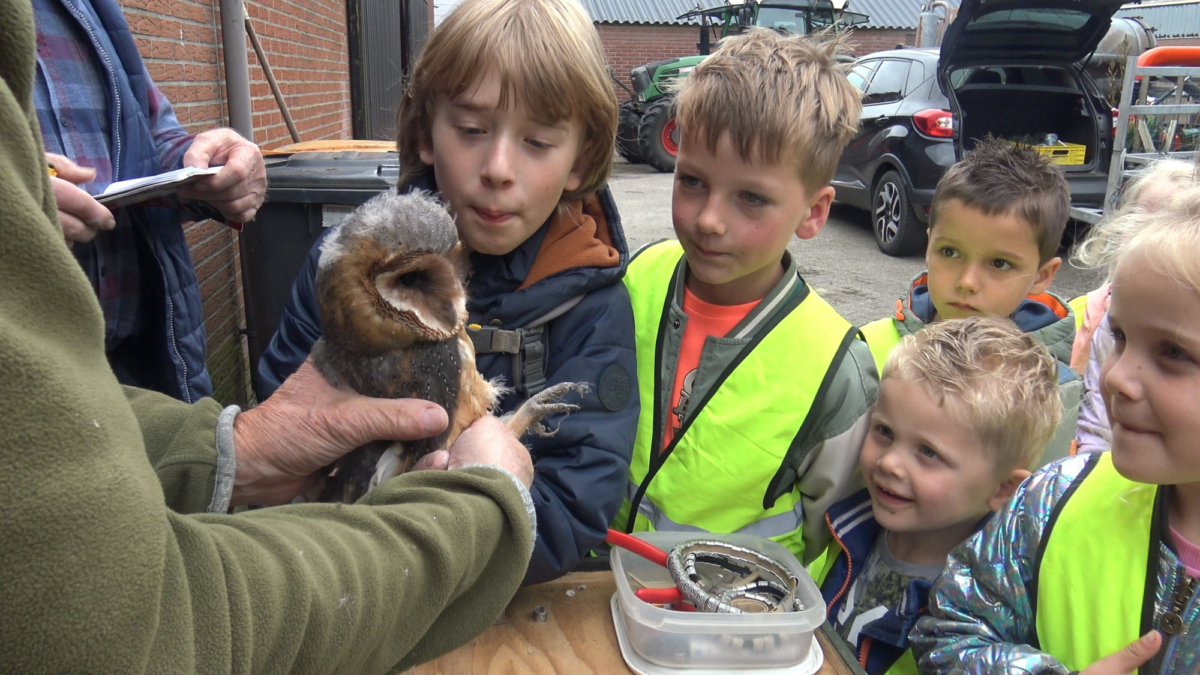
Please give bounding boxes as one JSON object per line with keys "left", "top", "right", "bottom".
{"left": 673, "top": 28, "right": 861, "bottom": 191}
{"left": 883, "top": 316, "right": 1062, "bottom": 471}
{"left": 1074, "top": 158, "right": 1198, "bottom": 272}
{"left": 930, "top": 137, "right": 1070, "bottom": 263}
{"left": 395, "top": 0, "right": 617, "bottom": 200}
{"left": 1088, "top": 184, "right": 1200, "bottom": 295}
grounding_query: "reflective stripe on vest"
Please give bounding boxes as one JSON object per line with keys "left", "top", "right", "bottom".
{"left": 616, "top": 241, "right": 855, "bottom": 560}
{"left": 623, "top": 480, "right": 806, "bottom": 539}
{"left": 1034, "top": 452, "right": 1160, "bottom": 671}
{"left": 860, "top": 317, "right": 901, "bottom": 376}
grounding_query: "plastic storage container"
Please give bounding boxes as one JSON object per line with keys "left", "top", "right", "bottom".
{"left": 611, "top": 531, "right": 825, "bottom": 670}
{"left": 241, "top": 145, "right": 400, "bottom": 400}
{"left": 1004, "top": 139, "right": 1087, "bottom": 165}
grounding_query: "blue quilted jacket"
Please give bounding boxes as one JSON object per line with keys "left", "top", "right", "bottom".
{"left": 36, "top": 0, "right": 210, "bottom": 402}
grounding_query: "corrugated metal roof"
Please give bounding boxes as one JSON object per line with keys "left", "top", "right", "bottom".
{"left": 1117, "top": 1, "right": 1200, "bottom": 39}
{"left": 579, "top": 0, "right": 703, "bottom": 25}
{"left": 580, "top": 0, "right": 923, "bottom": 30}
{"left": 848, "top": 0, "right": 922, "bottom": 30}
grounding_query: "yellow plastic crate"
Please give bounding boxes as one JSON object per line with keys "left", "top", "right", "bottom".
{"left": 1003, "top": 139, "right": 1086, "bottom": 165}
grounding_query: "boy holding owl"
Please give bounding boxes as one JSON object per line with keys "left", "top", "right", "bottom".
{"left": 614, "top": 29, "right": 877, "bottom": 566}
{"left": 260, "top": 0, "right": 639, "bottom": 584}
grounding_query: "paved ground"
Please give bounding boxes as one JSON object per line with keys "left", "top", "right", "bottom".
{"left": 608, "top": 162, "right": 1106, "bottom": 326}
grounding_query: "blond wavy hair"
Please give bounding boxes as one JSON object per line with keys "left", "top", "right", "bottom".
{"left": 395, "top": 0, "right": 617, "bottom": 200}
{"left": 884, "top": 316, "right": 1062, "bottom": 471}
{"left": 1074, "top": 158, "right": 1198, "bottom": 273}
{"left": 674, "top": 28, "right": 862, "bottom": 191}
{"left": 1089, "top": 184, "right": 1200, "bottom": 297}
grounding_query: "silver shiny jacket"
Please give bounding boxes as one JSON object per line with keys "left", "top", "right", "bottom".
{"left": 910, "top": 455, "right": 1200, "bottom": 674}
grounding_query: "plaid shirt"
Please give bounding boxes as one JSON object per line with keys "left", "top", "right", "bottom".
{"left": 32, "top": 0, "right": 193, "bottom": 347}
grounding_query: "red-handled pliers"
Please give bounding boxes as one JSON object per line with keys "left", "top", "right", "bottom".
{"left": 634, "top": 587, "right": 685, "bottom": 603}
{"left": 605, "top": 529, "right": 670, "bottom": 567}
{"left": 606, "top": 529, "right": 695, "bottom": 610}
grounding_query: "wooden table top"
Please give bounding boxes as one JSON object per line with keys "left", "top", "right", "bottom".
{"left": 411, "top": 571, "right": 864, "bottom": 675}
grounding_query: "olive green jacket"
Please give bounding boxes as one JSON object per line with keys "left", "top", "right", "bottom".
{"left": 0, "top": 3, "right": 533, "bottom": 672}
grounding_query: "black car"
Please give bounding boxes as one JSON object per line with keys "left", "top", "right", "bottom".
{"left": 837, "top": 1, "right": 1127, "bottom": 257}
{"left": 833, "top": 49, "right": 955, "bottom": 256}
{"left": 937, "top": 0, "right": 1122, "bottom": 215}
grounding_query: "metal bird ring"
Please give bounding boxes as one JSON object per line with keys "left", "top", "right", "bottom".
{"left": 665, "top": 540, "right": 803, "bottom": 614}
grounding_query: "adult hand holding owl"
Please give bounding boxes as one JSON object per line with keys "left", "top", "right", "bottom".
{"left": 229, "top": 358, "right": 450, "bottom": 506}
{"left": 413, "top": 415, "right": 534, "bottom": 488}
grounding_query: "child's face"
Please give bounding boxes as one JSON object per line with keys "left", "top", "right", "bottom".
{"left": 860, "top": 377, "right": 1023, "bottom": 547}
{"left": 419, "top": 70, "right": 586, "bottom": 256}
{"left": 672, "top": 131, "right": 834, "bottom": 305}
{"left": 925, "top": 199, "right": 1061, "bottom": 321}
{"left": 1103, "top": 250, "right": 1200, "bottom": 487}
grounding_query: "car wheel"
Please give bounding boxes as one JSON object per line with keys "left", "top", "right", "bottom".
{"left": 616, "top": 101, "right": 645, "bottom": 164}
{"left": 872, "top": 171, "right": 925, "bottom": 257}
{"left": 638, "top": 98, "right": 678, "bottom": 173}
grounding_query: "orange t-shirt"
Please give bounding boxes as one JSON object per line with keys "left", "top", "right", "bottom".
{"left": 662, "top": 288, "right": 760, "bottom": 450}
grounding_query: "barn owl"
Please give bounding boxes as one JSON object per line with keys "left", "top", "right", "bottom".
{"left": 310, "top": 190, "right": 583, "bottom": 503}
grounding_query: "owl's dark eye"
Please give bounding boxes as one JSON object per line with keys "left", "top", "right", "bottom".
{"left": 397, "top": 272, "right": 421, "bottom": 287}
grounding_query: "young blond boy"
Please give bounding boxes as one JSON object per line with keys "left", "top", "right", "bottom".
{"left": 262, "top": 0, "right": 639, "bottom": 584}
{"left": 817, "top": 317, "right": 1061, "bottom": 675}
{"left": 613, "top": 29, "right": 876, "bottom": 564}
{"left": 861, "top": 139, "right": 1080, "bottom": 463}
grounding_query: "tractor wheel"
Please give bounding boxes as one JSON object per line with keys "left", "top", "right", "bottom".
{"left": 638, "top": 98, "right": 678, "bottom": 173}
{"left": 872, "top": 171, "right": 925, "bottom": 257}
{"left": 616, "top": 101, "right": 644, "bottom": 164}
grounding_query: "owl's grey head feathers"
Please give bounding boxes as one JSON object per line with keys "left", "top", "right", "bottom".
{"left": 314, "top": 189, "right": 468, "bottom": 350}
{"left": 319, "top": 190, "right": 458, "bottom": 268}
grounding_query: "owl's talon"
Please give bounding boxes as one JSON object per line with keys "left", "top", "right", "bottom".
{"left": 507, "top": 382, "right": 589, "bottom": 439}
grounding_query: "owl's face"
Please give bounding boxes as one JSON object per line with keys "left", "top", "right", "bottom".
{"left": 317, "top": 191, "right": 468, "bottom": 352}
{"left": 367, "top": 245, "right": 464, "bottom": 338}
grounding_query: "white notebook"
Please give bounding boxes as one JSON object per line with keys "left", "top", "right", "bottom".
{"left": 97, "top": 166, "right": 222, "bottom": 207}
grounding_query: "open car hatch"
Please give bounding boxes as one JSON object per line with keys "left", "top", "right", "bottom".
{"left": 938, "top": 0, "right": 1130, "bottom": 77}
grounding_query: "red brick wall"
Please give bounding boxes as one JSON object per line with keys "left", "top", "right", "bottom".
{"left": 120, "top": 0, "right": 354, "bottom": 405}
{"left": 843, "top": 28, "right": 917, "bottom": 57}
{"left": 244, "top": 1, "right": 353, "bottom": 149}
{"left": 597, "top": 23, "right": 918, "bottom": 96}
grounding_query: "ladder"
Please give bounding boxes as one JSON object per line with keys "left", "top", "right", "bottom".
{"left": 1069, "top": 54, "right": 1200, "bottom": 225}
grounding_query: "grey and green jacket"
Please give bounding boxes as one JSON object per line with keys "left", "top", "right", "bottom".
{"left": 629, "top": 245, "right": 879, "bottom": 560}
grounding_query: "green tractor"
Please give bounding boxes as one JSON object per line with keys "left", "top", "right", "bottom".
{"left": 616, "top": 0, "right": 869, "bottom": 172}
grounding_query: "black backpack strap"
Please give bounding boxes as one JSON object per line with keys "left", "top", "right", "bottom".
{"left": 466, "top": 294, "right": 586, "bottom": 398}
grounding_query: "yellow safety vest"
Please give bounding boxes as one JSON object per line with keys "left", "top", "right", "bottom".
{"left": 860, "top": 317, "right": 902, "bottom": 376}
{"left": 614, "top": 241, "right": 857, "bottom": 560}
{"left": 1068, "top": 294, "right": 1088, "bottom": 332}
{"left": 1035, "top": 452, "right": 1160, "bottom": 671}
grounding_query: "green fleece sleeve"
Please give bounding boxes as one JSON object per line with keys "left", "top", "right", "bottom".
{"left": 0, "top": 5, "right": 533, "bottom": 672}
{"left": 124, "top": 385, "right": 225, "bottom": 514}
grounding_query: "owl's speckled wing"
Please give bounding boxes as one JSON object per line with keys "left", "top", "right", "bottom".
{"left": 313, "top": 336, "right": 465, "bottom": 503}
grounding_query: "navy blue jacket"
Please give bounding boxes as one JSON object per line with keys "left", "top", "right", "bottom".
{"left": 820, "top": 490, "right": 934, "bottom": 674}
{"left": 258, "top": 173, "right": 639, "bottom": 584}
{"left": 44, "top": 0, "right": 210, "bottom": 402}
